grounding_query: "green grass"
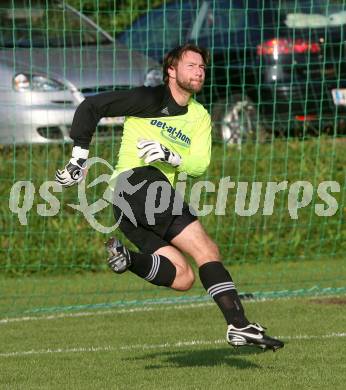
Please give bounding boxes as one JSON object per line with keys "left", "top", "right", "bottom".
{"left": 1, "top": 257, "right": 346, "bottom": 317}
{"left": 1, "top": 136, "right": 345, "bottom": 387}
{"left": 1, "top": 258, "right": 345, "bottom": 388}
{"left": 1, "top": 294, "right": 346, "bottom": 389}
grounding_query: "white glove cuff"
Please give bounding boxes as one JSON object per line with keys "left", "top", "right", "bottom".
{"left": 72, "top": 146, "right": 89, "bottom": 160}
{"left": 170, "top": 152, "right": 181, "bottom": 167}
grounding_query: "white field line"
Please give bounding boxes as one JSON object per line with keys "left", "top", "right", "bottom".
{"left": 0, "top": 295, "right": 322, "bottom": 325}
{"left": 0, "top": 302, "right": 215, "bottom": 325}
{"left": 1, "top": 293, "right": 345, "bottom": 325}
{"left": 1, "top": 333, "right": 346, "bottom": 358}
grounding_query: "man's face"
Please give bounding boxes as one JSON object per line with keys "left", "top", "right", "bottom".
{"left": 170, "top": 51, "right": 206, "bottom": 94}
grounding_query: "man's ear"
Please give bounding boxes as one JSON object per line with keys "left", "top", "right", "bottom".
{"left": 167, "top": 65, "right": 176, "bottom": 80}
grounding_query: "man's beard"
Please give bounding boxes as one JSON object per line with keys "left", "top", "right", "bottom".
{"left": 176, "top": 77, "right": 204, "bottom": 94}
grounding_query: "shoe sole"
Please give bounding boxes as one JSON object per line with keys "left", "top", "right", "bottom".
{"left": 229, "top": 342, "right": 284, "bottom": 352}
{"left": 228, "top": 338, "right": 284, "bottom": 352}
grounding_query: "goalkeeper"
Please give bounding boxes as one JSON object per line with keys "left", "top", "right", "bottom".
{"left": 56, "top": 44, "right": 284, "bottom": 351}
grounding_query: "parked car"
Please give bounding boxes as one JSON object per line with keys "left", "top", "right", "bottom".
{"left": 117, "top": 0, "right": 346, "bottom": 143}
{"left": 0, "top": 0, "right": 162, "bottom": 145}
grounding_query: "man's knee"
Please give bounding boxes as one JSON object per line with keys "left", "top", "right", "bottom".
{"left": 172, "top": 265, "right": 195, "bottom": 291}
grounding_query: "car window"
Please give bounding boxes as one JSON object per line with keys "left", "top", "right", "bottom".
{"left": 118, "top": 0, "right": 249, "bottom": 58}
{"left": 198, "top": 1, "right": 246, "bottom": 39}
{"left": 119, "top": 2, "right": 198, "bottom": 54}
{"left": 191, "top": 0, "right": 247, "bottom": 50}
{"left": 0, "top": 0, "right": 112, "bottom": 48}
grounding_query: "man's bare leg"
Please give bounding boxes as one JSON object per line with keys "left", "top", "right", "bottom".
{"left": 106, "top": 221, "right": 284, "bottom": 351}
{"left": 170, "top": 220, "right": 284, "bottom": 351}
{"left": 154, "top": 245, "right": 194, "bottom": 291}
{"left": 170, "top": 220, "right": 220, "bottom": 266}
{"left": 170, "top": 220, "right": 250, "bottom": 327}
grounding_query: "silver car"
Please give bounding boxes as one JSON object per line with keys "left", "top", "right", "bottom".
{"left": 0, "top": 0, "right": 162, "bottom": 144}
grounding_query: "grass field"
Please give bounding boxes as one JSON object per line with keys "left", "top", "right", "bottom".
{"left": 0, "top": 138, "right": 346, "bottom": 390}
{"left": 1, "top": 295, "right": 346, "bottom": 389}
{"left": 1, "top": 257, "right": 346, "bottom": 316}
{"left": 1, "top": 136, "right": 345, "bottom": 388}
{"left": 1, "top": 259, "right": 346, "bottom": 389}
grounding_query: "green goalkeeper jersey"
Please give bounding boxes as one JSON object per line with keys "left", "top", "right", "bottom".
{"left": 112, "top": 99, "right": 211, "bottom": 187}
{"left": 70, "top": 85, "right": 211, "bottom": 187}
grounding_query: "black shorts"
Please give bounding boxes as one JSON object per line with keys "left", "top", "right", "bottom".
{"left": 112, "top": 166, "right": 197, "bottom": 253}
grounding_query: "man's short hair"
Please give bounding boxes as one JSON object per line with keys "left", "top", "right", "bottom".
{"left": 163, "top": 44, "right": 210, "bottom": 84}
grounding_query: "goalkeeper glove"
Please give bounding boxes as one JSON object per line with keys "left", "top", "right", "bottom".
{"left": 137, "top": 139, "right": 181, "bottom": 167}
{"left": 55, "top": 146, "right": 89, "bottom": 187}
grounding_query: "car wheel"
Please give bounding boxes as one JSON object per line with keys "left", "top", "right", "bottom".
{"left": 212, "top": 95, "right": 267, "bottom": 145}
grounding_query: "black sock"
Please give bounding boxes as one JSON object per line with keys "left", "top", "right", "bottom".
{"left": 199, "top": 261, "right": 250, "bottom": 328}
{"left": 127, "top": 251, "right": 176, "bottom": 287}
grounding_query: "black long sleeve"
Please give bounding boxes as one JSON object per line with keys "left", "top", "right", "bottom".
{"left": 70, "top": 85, "right": 187, "bottom": 149}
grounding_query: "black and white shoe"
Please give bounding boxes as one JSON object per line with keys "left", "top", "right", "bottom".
{"left": 105, "top": 237, "right": 131, "bottom": 274}
{"left": 227, "top": 323, "right": 284, "bottom": 352}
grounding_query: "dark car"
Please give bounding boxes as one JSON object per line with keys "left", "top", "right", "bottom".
{"left": 117, "top": 0, "right": 346, "bottom": 144}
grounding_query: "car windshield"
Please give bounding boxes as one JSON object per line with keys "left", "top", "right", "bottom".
{"left": 118, "top": 0, "right": 247, "bottom": 54}
{"left": 121, "top": 5, "right": 197, "bottom": 49}
{"left": 0, "top": 0, "right": 111, "bottom": 48}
